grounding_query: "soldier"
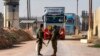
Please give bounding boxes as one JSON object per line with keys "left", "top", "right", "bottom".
{"left": 36, "top": 24, "right": 44, "bottom": 56}
{"left": 47, "top": 25, "right": 59, "bottom": 56}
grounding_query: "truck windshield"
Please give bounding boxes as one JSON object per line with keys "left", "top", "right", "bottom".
{"left": 66, "top": 19, "right": 74, "bottom": 24}
{"left": 66, "top": 16, "right": 74, "bottom": 24}
{"left": 46, "top": 16, "right": 64, "bottom": 23}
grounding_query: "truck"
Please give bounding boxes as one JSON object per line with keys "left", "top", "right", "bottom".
{"left": 43, "top": 7, "right": 66, "bottom": 40}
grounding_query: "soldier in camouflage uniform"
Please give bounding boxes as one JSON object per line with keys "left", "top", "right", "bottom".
{"left": 47, "top": 25, "right": 59, "bottom": 56}
{"left": 36, "top": 24, "right": 44, "bottom": 56}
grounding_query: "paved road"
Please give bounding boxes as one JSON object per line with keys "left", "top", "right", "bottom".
{"left": 0, "top": 40, "right": 100, "bottom": 56}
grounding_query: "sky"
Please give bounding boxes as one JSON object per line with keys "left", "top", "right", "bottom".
{"left": 0, "top": 0, "right": 100, "bottom": 17}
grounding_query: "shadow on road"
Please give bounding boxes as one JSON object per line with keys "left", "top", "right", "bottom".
{"left": 0, "top": 42, "right": 26, "bottom": 50}
{"left": 0, "top": 45, "right": 21, "bottom": 50}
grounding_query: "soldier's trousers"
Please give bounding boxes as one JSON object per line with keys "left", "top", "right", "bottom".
{"left": 38, "top": 42, "right": 42, "bottom": 54}
{"left": 52, "top": 40, "right": 57, "bottom": 54}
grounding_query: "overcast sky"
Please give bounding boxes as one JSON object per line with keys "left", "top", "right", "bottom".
{"left": 0, "top": 0, "right": 100, "bottom": 17}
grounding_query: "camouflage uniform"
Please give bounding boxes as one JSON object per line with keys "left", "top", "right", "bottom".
{"left": 51, "top": 26, "right": 59, "bottom": 56}
{"left": 37, "top": 24, "right": 44, "bottom": 55}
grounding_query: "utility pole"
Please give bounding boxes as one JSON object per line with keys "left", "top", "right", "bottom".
{"left": 27, "top": 0, "right": 31, "bottom": 29}
{"left": 88, "top": 0, "right": 93, "bottom": 42}
{"left": 75, "top": 0, "right": 79, "bottom": 35}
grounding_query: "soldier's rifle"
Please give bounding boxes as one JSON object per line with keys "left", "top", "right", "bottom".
{"left": 36, "top": 39, "right": 47, "bottom": 47}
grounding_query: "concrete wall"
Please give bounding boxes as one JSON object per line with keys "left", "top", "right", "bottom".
{"left": 0, "top": 13, "right": 4, "bottom": 28}
{"left": 94, "top": 7, "right": 100, "bottom": 37}
{"left": 4, "top": 0, "right": 20, "bottom": 29}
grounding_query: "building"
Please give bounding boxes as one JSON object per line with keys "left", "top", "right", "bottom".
{"left": 93, "top": 7, "right": 100, "bottom": 37}
{"left": 19, "top": 17, "right": 43, "bottom": 28}
{"left": 19, "top": 17, "right": 43, "bottom": 34}
{"left": 81, "top": 10, "right": 89, "bottom": 31}
{"left": 0, "top": 13, "right": 4, "bottom": 28}
{"left": 3, "top": 0, "right": 20, "bottom": 29}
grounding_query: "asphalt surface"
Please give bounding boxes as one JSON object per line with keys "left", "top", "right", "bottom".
{"left": 0, "top": 40, "right": 100, "bottom": 56}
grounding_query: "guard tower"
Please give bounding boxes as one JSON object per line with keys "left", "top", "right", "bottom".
{"left": 4, "top": 0, "right": 20, "bottom": 29}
